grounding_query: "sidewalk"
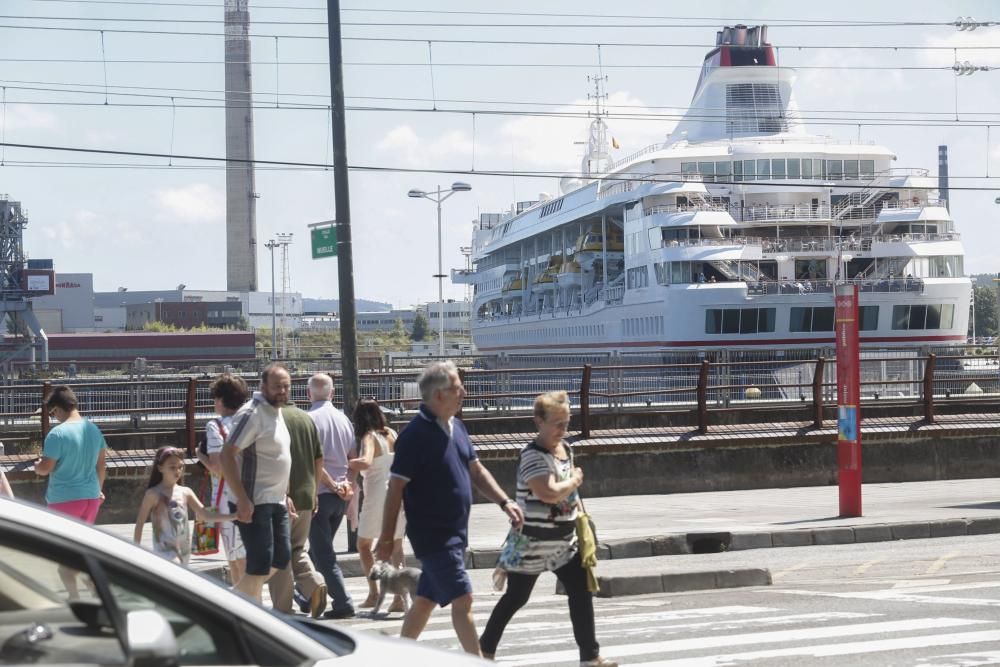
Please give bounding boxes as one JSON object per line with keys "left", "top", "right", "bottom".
{"left": 105, "top": 478, "right": 1000, "bottom": 597}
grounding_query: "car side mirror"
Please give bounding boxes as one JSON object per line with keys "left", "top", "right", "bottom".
{"left": 126, "top": 609, "right": 178, "bottom": 667}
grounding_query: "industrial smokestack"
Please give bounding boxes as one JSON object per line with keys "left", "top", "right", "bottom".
{"left": 938, "top": 145, "right": 950, "bottom": 211}
{"left": 224, "top": 0, "right": 258, "bottom": 292}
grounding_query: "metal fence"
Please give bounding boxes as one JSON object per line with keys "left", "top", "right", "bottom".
{"left": 2, "top": 347, "right": 997, "bottom": 449}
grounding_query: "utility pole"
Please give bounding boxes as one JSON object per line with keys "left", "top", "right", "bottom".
{"left": 326, "top": 0, "right": 359, "bottom": 411}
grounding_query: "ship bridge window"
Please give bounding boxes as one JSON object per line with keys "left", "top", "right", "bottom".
{"left": 929, "top": 256, "right": 963, "bottom": 278}
{"left": 705, "top": 307, "right": 776, "bottom": 334}
{"left": 892, "top": 304, "right": 954, "bottom": 330}
{"left": 627, "top": 266, "right": 649, "bottom": 289}
{"left": 756, "top": 160, "right": 771, "bottom": 180}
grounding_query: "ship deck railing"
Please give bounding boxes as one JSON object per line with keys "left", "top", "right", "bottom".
{"left": 746, "top": 277, "right": 925, "bottom": 296}
{"left": 655, "top": 232, "right": 959, "bottom": 254}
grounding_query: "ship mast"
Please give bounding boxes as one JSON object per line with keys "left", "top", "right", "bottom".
{"left": 582, "top": 74, "right": 611, "bottom": 177}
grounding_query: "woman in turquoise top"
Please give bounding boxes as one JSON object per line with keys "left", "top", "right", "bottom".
{"left": 35, "top": 385, "right": 107, "bottom": 523}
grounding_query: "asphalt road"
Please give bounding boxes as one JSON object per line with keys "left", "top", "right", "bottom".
{"left": 330, "top": 534, "right": 1000, "bottom": 666}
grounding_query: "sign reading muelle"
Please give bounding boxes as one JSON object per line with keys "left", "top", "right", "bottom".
{"left": 310, "top": 221, "right": 337, "bottom": 260}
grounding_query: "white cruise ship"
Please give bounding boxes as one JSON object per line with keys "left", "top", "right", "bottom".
{"left": 457, "top": 25, "right": 970, "bottom": 354}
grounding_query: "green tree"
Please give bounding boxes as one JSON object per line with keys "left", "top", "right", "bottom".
{"left": 411, "top": 311, "right": 429, "bottom": 341}
{"left": 393, "top": 317, "right": 407, "bottom": 339}
{"left": 970, "top": 284, "right": 999, "bottom": 339}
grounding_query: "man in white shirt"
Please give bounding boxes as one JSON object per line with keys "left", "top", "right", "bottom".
{"left": 306, "top": 373, "right": 357, "bottom": 619}
{"left": 222, "top": 363, "right": 294, "bottom": 603}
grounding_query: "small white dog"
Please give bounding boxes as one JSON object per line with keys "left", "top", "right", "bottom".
{"left": 368, "top": 561, "right": 421, "bottom": 617}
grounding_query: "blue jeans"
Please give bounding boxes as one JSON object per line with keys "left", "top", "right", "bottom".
{"left": 309, "top": 493, "right": 354, "bottom": 613}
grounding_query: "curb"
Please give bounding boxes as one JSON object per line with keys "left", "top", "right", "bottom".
{"left": 192, "top": 517, "right": 1000, "bottom": 587}
{"left": 556, "top": 568, "right": 772, "bottom": 598}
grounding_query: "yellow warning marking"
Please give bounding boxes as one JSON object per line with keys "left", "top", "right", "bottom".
{"left": 772, "top": 561, "right": 809, "bottom": 581}
{"left": 925, "top": 551, "right": 960, "bottom": 575}
{"left": 854, "top": 558, "right": 883, "bottom": 575}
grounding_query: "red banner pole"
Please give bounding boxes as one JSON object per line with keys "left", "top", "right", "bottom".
{"left": 835, "top": 283, "right": 862, "bottom": 517}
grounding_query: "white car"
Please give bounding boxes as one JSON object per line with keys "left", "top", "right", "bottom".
{"left": 0, "top": 499, "right": 483, "bottom": 666}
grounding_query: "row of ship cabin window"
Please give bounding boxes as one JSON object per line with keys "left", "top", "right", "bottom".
{"left": 703, "top": 304, "right": 954, "bottom": 335}
{"left": 680, "top": 159, "right": 876, "bottom": 182}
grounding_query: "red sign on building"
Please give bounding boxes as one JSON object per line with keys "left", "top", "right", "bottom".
{"left": 835, "top": 284, "right": 862, "bottom": 517}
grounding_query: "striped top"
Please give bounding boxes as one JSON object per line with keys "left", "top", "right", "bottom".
{"left": 502, "top": 440, "right": 579, "bottom": 574}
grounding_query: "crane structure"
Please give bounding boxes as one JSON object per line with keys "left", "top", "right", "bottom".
{"left": 0, "top": 197, "right": 52, "bottom": 367}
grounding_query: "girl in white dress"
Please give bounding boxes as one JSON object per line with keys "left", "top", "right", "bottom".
{"left": 133, "top": 447, "right": 235, "bottom": 565}
{"left": 349, "top": 399, "right": 407, "bottom": 610}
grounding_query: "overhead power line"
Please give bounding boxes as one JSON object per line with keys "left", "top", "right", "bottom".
{"left": 5, "top": 89, "right": 1000, "bottom": 127}
{"left": 15, "top": 0, "right": 990, "bottom": 28}
{"left": 0, "top": 141, "right": 997, "bottom": 188}
{"left": 0, "top": 52, "right": 988, "bottom": 73}
{"left": 3, "top": 13, "right": 996, "bottom": 33}
{"left": 6, "top": 77, "right": 1000, "bottom": 120}
{"left": 3, "top": 21, "right": 999, "bottom": 44}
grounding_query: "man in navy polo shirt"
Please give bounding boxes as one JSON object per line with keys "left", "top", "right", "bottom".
{"left": 376, "top": 360, "right": 523, "bottom": 656}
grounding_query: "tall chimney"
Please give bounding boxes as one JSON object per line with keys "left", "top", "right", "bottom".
{"left": 937, "top": 145, "right": 950, "bottom": 211}
{"left": 224, "top": 0, "right": 258, "bottom": 292}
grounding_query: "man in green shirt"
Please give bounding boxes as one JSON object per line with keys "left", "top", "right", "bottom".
{"left": 268, "top": 403, "right": 337, "bottom": 617}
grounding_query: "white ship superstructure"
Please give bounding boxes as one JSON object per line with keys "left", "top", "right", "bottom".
{"left": 457, "top": 25, "right": 970, "bottom": 353}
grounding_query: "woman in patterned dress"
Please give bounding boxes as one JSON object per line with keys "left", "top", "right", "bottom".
{"left": 479, "top": 391, "right": 617, "bottom": 667}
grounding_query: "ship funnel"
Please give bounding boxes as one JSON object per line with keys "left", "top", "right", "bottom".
{"left": 734, "top": 24, "right": 748, "bottom": 45}
{"left": 747, "top": 26, "right": 759, "bottom": 46}
{"left": 759, "top": 25, "right": 768, "bottom": 44}
{"left": 716, "top": 30, "right": 723, "bottom": 46}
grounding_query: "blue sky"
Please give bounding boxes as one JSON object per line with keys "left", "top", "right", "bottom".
{"left": 3, "top": 0, "right": 998, "bottom": 307}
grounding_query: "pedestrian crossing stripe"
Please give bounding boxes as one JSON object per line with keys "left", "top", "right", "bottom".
{"left": 494, "top": 618, "right": 989, "bottom": 666}
{"left": 635, "top": 631, "right": 1000, "bottom": 666}
{"left": 416, "top": 609, "right": 870, "bottom": 642}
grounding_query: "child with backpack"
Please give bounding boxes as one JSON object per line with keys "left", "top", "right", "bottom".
{"left": 133, "top": 446, "right": 236, "bottom": 566}
{"left": 196, "top": 373, "right": 251, "bottom": 584}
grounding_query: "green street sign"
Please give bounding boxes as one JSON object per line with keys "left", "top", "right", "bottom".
{"left": 311, "top": 225, "right": 337, "bottom": 259}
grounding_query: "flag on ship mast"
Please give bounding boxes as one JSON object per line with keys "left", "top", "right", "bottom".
{"left": 611, "top": 137, "right": 620, "bottom": 149}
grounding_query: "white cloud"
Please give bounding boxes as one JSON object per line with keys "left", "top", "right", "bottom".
{"left": 374, "top": 93, "right": 668, "bottom": 177}
{"left": 375, "top": 124, "right": 478, "bottom": 168}
{"left": 41, "top": 210, "right": 104, "bottom": 247}
{"left": 4, "top": 105, "right": 57, "bottom": 130}
{"left": 496, "top": 91, "right": 670, "bottom": 171}
{"left": 920, "top": 31, "right": 1000, "bottom": 67}
{"left": 153, "top": 183, "right": 224, "bottom": 224}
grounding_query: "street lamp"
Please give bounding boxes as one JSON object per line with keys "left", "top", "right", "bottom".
{"left": 408, "top": 182, "right": 472, "bottom": 357}
{"left": 264, "top": 239, "right": 278, "bottom": 359}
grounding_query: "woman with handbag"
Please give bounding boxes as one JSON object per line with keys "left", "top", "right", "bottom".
{"left": 479, "top": 391, "right": 616, "bottom": 667}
